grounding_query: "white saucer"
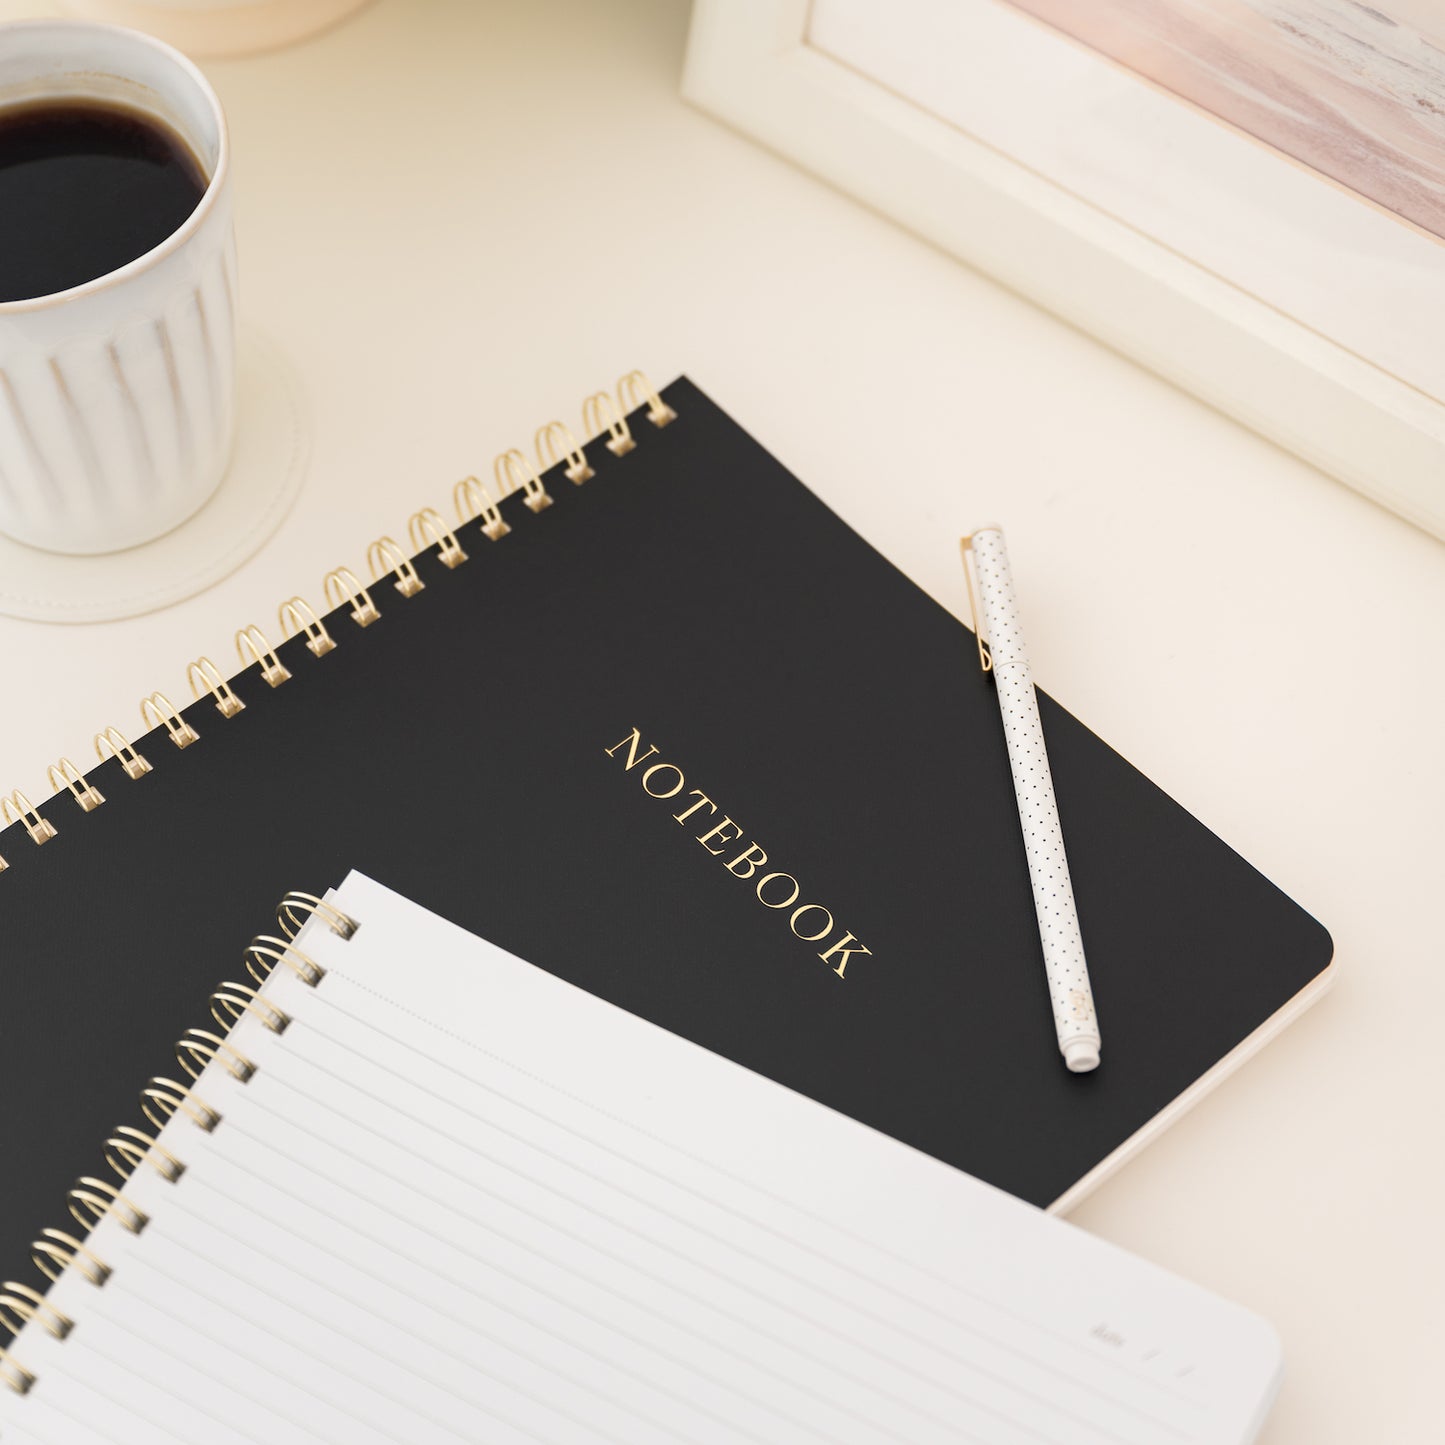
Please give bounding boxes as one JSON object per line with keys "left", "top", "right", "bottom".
{"left": 0, "top": 330, "right": 308, "bottom": 624}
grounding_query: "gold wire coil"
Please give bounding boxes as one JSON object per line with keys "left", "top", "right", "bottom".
{"left": 324, "top": 567, "right": 381, "bottom": 627}
{"left": 279, "top": 595, "right": 337, "bottom": 657}
{"left": 0, "top": 1346, "right": 34, "bottom": 1396}
{"left": 211, "top": 981, "right": 291, "bottom": 1035}
{"left": 454, "top": 474, "right": 511, "bottom": 541}
{"left": 32, "top": 1229, "right": 110, "bottom": 1288}
{"left": 407, "top": 507, "right": 468, "bottom": 569}
{"left": 187, "top": 657, "right": 246, "bottom": 718}
{"left": 617, "top": 369, "right": 676, "bottom": 428}
{"left": 245, "top": 935, "right": 325, "bottom": 988}
{"left": 277, "top": 890, "right": 359, "bottom": 942}
{"left": 1, "top": 790, "right": 57, "bottom": 845}
{"left": 177, "top": 1028, "right": 256, "bottom": 1083}
{"left": 494, "top": 448, "right": 553, "bottom": 514}
{"left": 47, "top": 757, "right": 104, "bottom": 813}
{"left": 0, "top": 1282, "right": 71, "bottom": 1340}
{"left": 582, "top": 389, "right": 636, "bottom": 457}
{"left": 104, "top": 1126, "right": 185, "bottom": 1185}
{"left": 94, "top": 725, "right": 152, "bottom": 780}
{"left": 0, "top": 378, "right": 667, "bottom": 884}
{"left": 68, "top": 1178, "right": 148, "bottom": 1236}
{"left": 236, "top": 624, "right": 291, "bottom": 687}
{"left": 140, "top": 691, "right": 199, "bottom": 749}
{"left": 535, "top": 419, "right": 594, "bottom": 485}
{"left": 367, "top": 536, "right": 425, "bottom": 597}
{"left": 141, "top": 1078, "right": 220, "bottom": 1135}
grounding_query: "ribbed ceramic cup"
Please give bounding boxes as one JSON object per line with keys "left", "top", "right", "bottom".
{"left": 0, "top": 21, "right": 235, "bottom": 555}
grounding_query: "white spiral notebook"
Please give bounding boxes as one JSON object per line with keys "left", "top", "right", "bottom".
{"left": 0, "top": 872, "right": 1282, "bottom": 1444}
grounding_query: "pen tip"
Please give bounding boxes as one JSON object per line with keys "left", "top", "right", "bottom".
{"left": 1063, "top": 1039, "right": 1100, "bottom": 1073}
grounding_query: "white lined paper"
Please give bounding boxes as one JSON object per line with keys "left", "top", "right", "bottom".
{"left": 1, "top": 872, "right": 1281, "bottom": 1443}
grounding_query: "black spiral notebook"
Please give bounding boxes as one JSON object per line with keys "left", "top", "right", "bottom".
{"left": 0, "top": 373, "right": 1333, "bottom": 1285}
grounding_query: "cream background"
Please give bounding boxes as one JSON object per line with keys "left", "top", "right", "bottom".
{"left": 0, "top": 0, "right": 1440, "bottom": 1439}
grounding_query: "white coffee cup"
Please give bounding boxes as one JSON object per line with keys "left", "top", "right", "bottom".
{"left": 0, "top": 21, "right": 235, "bottom": 555}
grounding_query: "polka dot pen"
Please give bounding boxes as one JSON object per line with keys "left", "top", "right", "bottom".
{"left": 961, "top": 526, "right": 1101, "bottom": 1073}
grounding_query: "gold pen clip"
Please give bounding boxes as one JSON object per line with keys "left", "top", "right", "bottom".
{"left": 959, "top": 535, "right": 993, "bottom": 673}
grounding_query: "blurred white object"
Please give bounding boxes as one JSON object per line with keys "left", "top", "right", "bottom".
{"left": 0, "top": 329, "right": 308, "bottom": 621}
{"left": 58, "top": 0, "right": 372, "bottom": 56}
{"left": 685, "top": 0, "right": 1445, "bottom": 541}
{"left": 0, "top": 21, "right": 236, "bottom": 554}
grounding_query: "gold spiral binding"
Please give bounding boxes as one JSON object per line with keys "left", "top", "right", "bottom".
{"left": 582, "top": 389, "right": 636, "bottom": 456}
{"left": 0, "top": 1297, "right": 58, "bottom": 1345}
{"left": 245, "top": 935, "right": 325, "bottom": 988}
{"left": 32, "top": 1230, "right": 110, "bottom": 1288}
{"left": 68, "top": 1178, "right": 148, "bottom": 1235}
{"left": 536, "top": 419, "right": 594, "bottom": 485}
{"left": 140, "top": 691, "right": 198, "bottom": 749}
{"left": 617, "top": 369, "right": 677, "bottom": 428}
{"left": 0, "top": 1283, "right": 71, "bottom": 1340}
{"left": 367, "top": 536, "right": 425, "bottom": 597}
{"left": 103, "top": 1126, "right": 185, "bottom": 1185}
{"left": 236, "top": 624, "right": 291, "bottom": 687}
{"left": 94, "top": 724, "right": 152, "bottom": 780}
{"left": 277, "top": 890, "right": 359, "bottom": 941}
{"left": 454, "top": 474, "right": 511, "bottom": 541}
{"left": 494, "top": 447, "right": 553, "bottom": 514}
{"left": 9, "top": 883, "right": 356, "bottom": 1391}
{"left": 1, "top": 791, "right": 56, "bottom": 845}
{"left": 211, "top": 981, "right": 291, "bottom": 1035}
{"left": 0, "top": 1301, "right": 31, "bottom": 1340}
{"left": 0, "top": 372, "right": 676, "bottom": 883}
{"left": 324, "top": 566, "right": 381, "bottom": 627}
{"left": 408, "top": 507, "right": 469, "bottom": 570}
{"left": 0, "top": 1346, "right": 35, "bottom": 1396}
{"left": 187, "top": 657, "right": 246, "bottom": 718}
{"left": 47, "top": 758, "right": 104, "bottom": 813}
{"left": 141, "top": 1078, "right": 220, "bottom": 1134}
{"left": 279, "top": 595, "right": 336, "bottom": 657}
{"left": 176, "top": 1028, "right": 256, "bottom": 1083}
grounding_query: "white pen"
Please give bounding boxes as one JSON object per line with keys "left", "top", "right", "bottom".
{"left": 962, "top": 526, "right": 1101, "bottom": 1073}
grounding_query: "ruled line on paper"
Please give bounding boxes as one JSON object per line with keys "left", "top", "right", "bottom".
{"left": 210, "top": 994, "right": 1179, "bottom": 1445}
{"left": 309, "top": 974, "right": 1203, "bottom": 1416}
{"left": 261, "top": 1007, "right": 1181, "bottom": 1445}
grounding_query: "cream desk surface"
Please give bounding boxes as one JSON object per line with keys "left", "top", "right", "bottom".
{"left": 0, "top": 1, "right": 1441, "bottom": 1440}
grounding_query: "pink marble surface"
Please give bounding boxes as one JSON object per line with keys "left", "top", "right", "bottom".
{"left": 1008, "top": 0, "right": 1445, "bottom": 238}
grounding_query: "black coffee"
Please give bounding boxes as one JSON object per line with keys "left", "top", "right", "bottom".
{"left": 0, "top": 99, "right": 208, "bottom": 304}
